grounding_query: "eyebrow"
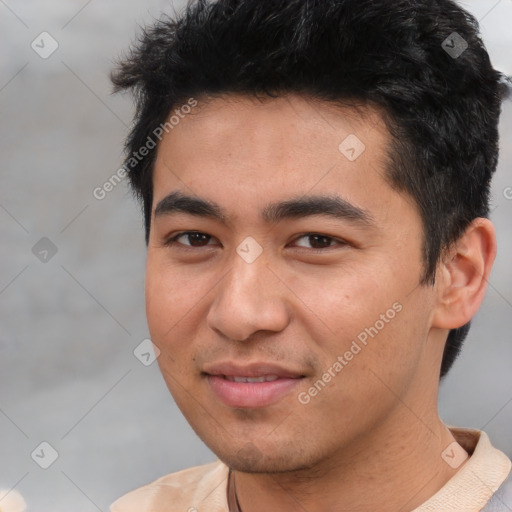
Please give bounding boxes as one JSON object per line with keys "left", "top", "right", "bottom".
{"left": 154, "top": 190, "right": 374, "bottom": 226}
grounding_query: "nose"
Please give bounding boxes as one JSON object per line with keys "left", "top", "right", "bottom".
{"left": 206, "top": 251, "right": 290, "bottom": 342}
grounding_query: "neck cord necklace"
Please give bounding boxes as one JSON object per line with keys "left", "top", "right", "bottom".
{"left": 227, "top": 468, "right": 243, "bottom": 512}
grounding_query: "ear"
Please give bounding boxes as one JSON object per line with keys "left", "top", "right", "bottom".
{"left": 432, "top": 218, "right": 496, "bottom": 330}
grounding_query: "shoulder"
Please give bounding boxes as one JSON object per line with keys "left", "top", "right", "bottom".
{"left": 481, "top": 469, "right": 512, "bottom": 511}
{"left": 110, "top": 460, "right": 230, "bottom": 512}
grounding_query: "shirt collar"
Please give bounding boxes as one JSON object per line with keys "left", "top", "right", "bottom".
{"left": 413, "top": 428, "right": 511, "bottom": 512}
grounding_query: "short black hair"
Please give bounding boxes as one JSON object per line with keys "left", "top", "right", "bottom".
{"left": 111, "top": 0, "right": 509, "bottom": 378}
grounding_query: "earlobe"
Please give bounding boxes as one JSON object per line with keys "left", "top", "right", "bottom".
{"left": 432, "top": 218, "right": 496, "bottom": 330}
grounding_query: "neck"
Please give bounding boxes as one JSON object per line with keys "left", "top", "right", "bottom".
{"left": 233, "top": 410, "right": 465, "bottom": 512}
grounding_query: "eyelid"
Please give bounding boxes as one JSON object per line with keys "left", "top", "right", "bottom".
{"left": 290, "top": 233, "right": 348, "bottom": 250}
{"left": 164, "top": 230, "right": 347, "bottom": 250}
{"left": 164, "top": 231, "right": 220, "bottom": 248}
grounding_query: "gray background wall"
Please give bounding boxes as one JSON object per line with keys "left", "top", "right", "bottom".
{"left": 0, "top": 1, "right": 511, "bottom": 510}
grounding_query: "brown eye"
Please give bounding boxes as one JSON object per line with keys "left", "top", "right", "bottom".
{"left": 166, "top": 231, "right": 215, "bottom": 247}
{"left": 185, "top": 232, "right": 211, "bottom": 246}
{"left": 294, "top": 234, "right": 338, "bottom": 249}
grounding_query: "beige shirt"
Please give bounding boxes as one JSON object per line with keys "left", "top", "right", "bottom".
{"left": 111, "top": 428, "right": 511, "bottom": 512}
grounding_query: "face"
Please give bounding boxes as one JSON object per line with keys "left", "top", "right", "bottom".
{"left": 146, "top": 94, "right": 440, "bottom": 473}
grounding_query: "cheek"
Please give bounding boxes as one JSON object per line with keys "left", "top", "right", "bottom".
{"left": 284, "top": 264, "right": 398, "bottom": 344}
{"left": 145, "top": 258, "right": 209, "bottom": 400}
{"left": 287, "top": 262, "right": 429, "bottom": 390}
{"left": 145, "top": 255, "right": 207, "bottom": 344}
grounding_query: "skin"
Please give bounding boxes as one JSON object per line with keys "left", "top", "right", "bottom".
{"left": 145, "top": 94, "right": 496, "bottom": 512}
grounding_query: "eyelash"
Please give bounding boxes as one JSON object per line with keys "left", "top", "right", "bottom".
{"left": 163, "top": 231, "right": 347, "bottom": 252}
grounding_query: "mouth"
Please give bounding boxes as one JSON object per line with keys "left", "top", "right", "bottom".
{"left": 203, "top": 362, "right": 305, "bottom": 408}
{"left": 223, "top": 375, "right": 280, "bottom": 383}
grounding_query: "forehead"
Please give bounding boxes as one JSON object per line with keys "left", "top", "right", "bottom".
{"left": 152, "top": 94, "right": 405, "bottom": 223}
{"left": 158, "top": 93, "right": 388, "bottom": 162}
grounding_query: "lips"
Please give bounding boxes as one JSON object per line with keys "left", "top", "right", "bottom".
{"left": 203, "top": 362, "right": 305, "bottom": 408}
{"left": 224, "top": 375, "right": 280, "bottom": 383}
{"left": 203, "top": 361, "right": 304, "bottom": 379}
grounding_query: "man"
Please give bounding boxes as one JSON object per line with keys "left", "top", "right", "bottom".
{"left": 110, "top": 0, "right": 511, "bottom": 510}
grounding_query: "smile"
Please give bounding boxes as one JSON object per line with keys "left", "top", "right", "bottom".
{"left": 203, "top": 362, "right": 305, "bottom": 408}
{"left": 223, "top": 375, "right": 280, "bottom": 383}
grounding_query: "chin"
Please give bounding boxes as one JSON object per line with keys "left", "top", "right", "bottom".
{"left": 226, "top": 455, "right": 318, "bottom": 475}
{"left": 213, "top": 439, "right": 316, "bottom": 474}
{"left": 225, "top": 456, "right": 302, "bottom": 474}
